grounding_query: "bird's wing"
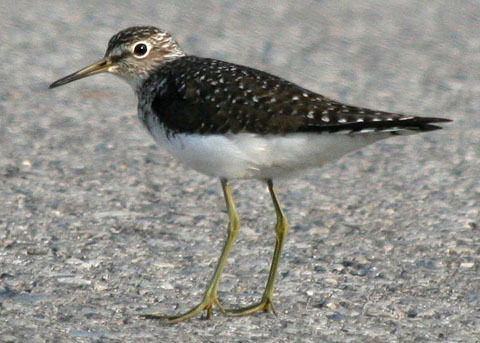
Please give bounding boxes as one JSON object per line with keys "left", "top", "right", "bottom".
{"left": 150, "top": 56, "right": 451, "bottom": 135}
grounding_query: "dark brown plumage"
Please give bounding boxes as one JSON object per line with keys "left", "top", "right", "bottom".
{"left": 141, "top": 56, "right": 450, "bottom": 136}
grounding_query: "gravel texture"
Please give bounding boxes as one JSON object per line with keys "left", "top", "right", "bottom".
{"left": 1, "top": 0, "right": 479, "bottom": 342}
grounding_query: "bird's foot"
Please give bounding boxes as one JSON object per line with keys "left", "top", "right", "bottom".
{"left": 224, "top": 296, "right": 276, "bottom": 317}
{"left": 142, "top": 294, "right": 225, "bottom": 324}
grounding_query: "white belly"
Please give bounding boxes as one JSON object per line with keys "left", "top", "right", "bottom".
{"left": 145, "top": 117, "right": 388, "bottom": 179}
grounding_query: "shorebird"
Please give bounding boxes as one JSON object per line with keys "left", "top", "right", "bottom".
{"left": 50, "top": 26, "right": 451, "bottom": 323}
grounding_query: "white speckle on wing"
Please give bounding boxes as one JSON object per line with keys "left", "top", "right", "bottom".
{"left": 380, "top": 127, "right": 402, "bottom": 132}
{"left": 358, "top": 128, "right": 376, "bottom": 133}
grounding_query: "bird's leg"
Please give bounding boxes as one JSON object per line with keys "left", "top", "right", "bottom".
{"left": 143, "top": 178, "right": 240, "bottom": 323}
{"left": 225, "top": 179, "right": 289, "bottom": 316}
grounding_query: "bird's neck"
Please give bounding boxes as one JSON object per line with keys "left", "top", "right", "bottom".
{"left": 122, "top": 54, "right": 187, "bottom": 93}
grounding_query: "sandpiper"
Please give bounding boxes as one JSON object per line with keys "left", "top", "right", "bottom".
{"left": 50, "top": 26, "right": 451, "bottom": 323}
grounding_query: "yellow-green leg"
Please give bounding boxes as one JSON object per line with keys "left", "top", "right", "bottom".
{"left": 143, "top": 178, "right": 240, "bottom": 323}
{"left": 226, "top": 179, "right": 289, "bottom": 316}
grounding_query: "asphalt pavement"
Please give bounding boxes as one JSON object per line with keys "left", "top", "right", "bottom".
{"left": 0, "top": 0, "right": 479, "bottom": 342}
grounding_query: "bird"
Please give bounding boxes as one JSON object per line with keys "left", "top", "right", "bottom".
{"left": 49, "top": 26, "right": 451, "bottom": 323}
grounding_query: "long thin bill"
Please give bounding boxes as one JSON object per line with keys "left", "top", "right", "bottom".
{"left": 49, "top": 58, "right": 112, "bottom": 89}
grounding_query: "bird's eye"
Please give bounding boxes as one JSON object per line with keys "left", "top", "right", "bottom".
{"left": 133, "top": 43, "right": 149, "bottom": 57}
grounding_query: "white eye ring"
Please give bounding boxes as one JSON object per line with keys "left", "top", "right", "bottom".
{"left": 132, "top": 41, "right": 151, "bottom": 58}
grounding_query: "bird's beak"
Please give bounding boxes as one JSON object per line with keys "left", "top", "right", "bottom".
{"left": 49, "top": 57, "right": 114, "bottom": 89}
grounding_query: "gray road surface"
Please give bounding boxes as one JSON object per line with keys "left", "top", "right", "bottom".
{"left": 1, "top": 0, "right": 479, "bottom": 342}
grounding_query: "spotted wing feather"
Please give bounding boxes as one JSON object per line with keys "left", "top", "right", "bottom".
{"left": 146, "top": 56, "right": 450, "bottom": 135}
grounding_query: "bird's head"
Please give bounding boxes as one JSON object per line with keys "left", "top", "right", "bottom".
{"left": 49, "top": 26, "right": 185, "bottom": 89}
